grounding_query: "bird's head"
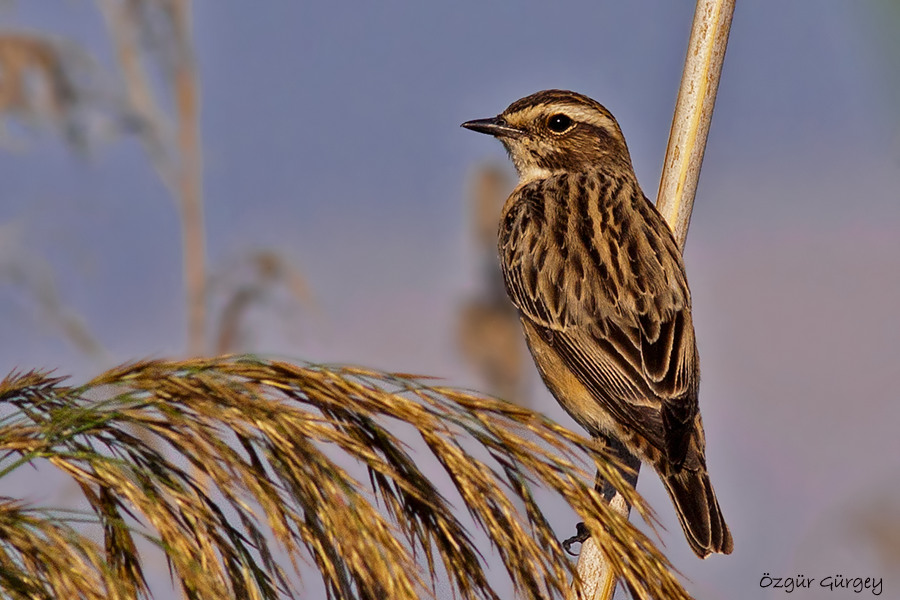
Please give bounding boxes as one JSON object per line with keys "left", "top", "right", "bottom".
{"left": 462, "top": 89, "right": 632, "bottom": 182}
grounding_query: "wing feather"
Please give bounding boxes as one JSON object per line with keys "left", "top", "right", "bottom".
{"left": 499, "top": 171, "right": 699, "bottom": 462}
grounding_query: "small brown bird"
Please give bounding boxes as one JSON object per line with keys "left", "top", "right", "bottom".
{"left": 462, "top": 90, "right": 733, "bottom": 558}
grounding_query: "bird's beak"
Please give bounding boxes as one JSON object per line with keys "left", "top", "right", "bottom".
{"left": 461, "top": 117, "right": 522, "bottom": 138}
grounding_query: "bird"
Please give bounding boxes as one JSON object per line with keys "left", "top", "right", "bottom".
{"left": 461, "top": 89, "right": 733, "bottom": 558}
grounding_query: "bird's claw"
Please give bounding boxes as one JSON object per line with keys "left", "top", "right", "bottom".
{"left": 562, "top": 522, "right": 590, "bottom": 556}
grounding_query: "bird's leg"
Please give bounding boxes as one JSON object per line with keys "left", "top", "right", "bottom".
{"left": 599, "top": 437, "right": 641, "bottom": 501}
{"left": 563, "top": 435, "right": 641, "bottom": 555}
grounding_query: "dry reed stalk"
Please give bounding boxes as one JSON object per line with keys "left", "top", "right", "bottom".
{"left": 571, "top": 1, "right": 736, "bottom": 598}
{"left": 656, "top": 0, "right": 736, "bottom": 250}
{"left": 96, "top": 0, "right": 207, "bottom": 356}
{"left": 457, "top": 164, "right": 527, "bottom": 406}
{"left": 170, "top": 0, "right": 206, "bottom": 357}
{"left": 96, "top": 0, "right": 174, "bottom": 186}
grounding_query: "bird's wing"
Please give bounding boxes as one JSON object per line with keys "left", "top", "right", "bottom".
{"left": 499, "top": 172, "right": 699, "bottom": 462}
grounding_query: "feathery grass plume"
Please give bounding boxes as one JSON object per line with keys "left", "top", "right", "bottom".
{"left": 0, "top": 33, "right": 128, "bottom": 149}
{"left": 0, "top": 35, "right": 78, "bottom": 137}
{"left": 0, "top": 500, "right": 132, "bottom": 600}
{"left": 0, "top": 357, "right": 692, "bottom": 600}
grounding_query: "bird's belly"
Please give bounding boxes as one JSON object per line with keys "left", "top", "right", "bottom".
{"left": 521, "top": 320, "right": 619, "bottom": 435}
{"left": 519, "top": 317, "right": 666, "bottom": 467}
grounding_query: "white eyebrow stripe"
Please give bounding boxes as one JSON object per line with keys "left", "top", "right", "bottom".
{"left": 506, "top": 105, "right": 545, "bottom": 124}
{"left": 506, "top": 103, "right": 616, "bottom": 132}
{"left": 555, "top": 105, "right": 615, "bottom": 130}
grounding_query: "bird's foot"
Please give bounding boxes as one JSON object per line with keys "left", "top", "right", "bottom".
{"left": 562, "top": 522, "right": 590, "bottom": 556}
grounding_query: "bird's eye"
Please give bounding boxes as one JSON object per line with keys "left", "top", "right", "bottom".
{"left": 547, "top": 113, "right": 573, "bottom": 133}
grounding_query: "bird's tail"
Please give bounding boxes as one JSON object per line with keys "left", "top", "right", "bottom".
{"left": 661, "top": 468, "right": 734, "bottom": 558}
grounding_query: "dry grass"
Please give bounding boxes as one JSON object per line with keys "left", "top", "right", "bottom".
{"left": 457, "top": 164, "right": 528, "bottom": 407}
{"left": 0, "top": 356, "right": 691, "bottom": 600}
{"left": 0, "top": 500, "right": 130, "bottom": 600}
{"left": 210, "top": 250, "right": 314, "bottom": 354}
{"left": 0, "top": 33, "right": 111, "bottom": 148}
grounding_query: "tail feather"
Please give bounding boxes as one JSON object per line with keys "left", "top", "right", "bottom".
{"left": 661, "top": 468, "right": 733, "bottom": 558}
